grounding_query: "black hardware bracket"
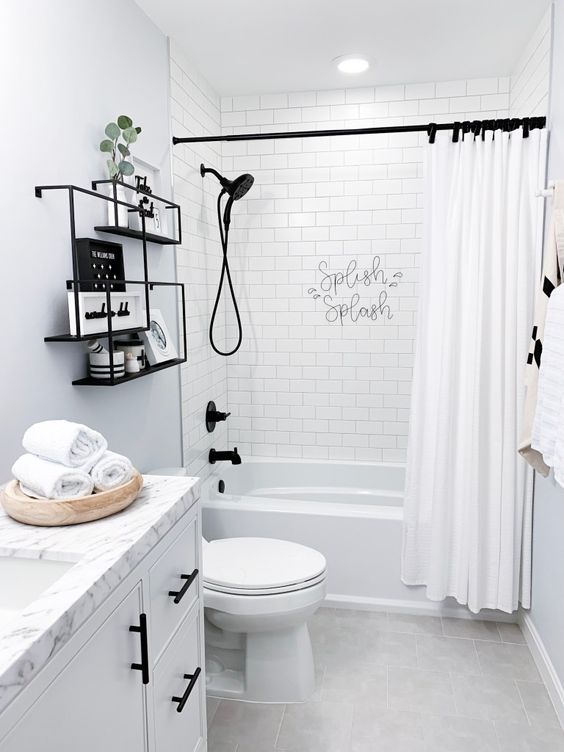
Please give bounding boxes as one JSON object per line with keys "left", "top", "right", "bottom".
{"left": 172, "top": 667, "right": 202, "bottom": 713}
{"left": 129, "top": 613, "right": 150, "bottom": 685}
{"left": 168, "top": 570, "right": 199, "bottom": 604}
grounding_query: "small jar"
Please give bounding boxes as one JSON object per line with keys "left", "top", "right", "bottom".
{"left": 89, "top": 350, "right": 125, "bottom": 380}
{"left": 114, "top": 337, "right": 146, "bottom": 370}
{"left": 125, "top": 352, "right": 140, "bottom": 374}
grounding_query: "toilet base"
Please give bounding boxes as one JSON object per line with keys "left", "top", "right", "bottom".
{"left": 205, "top": 618, "right": 315, "bottom": 703}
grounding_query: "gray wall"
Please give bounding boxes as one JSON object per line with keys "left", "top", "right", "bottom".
{"left": 529, "top": 0, "right": 564, "bottom": 686}
{"left": 0, "top": 0, "right": 183, "bottom": 478}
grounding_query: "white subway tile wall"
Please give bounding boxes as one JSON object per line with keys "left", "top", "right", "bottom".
{"left": 220, "top": 78, "right": 513, "bottom": 463}
{"left": 170, "top": 42, "right": 228, "bottom": 480}
{"left": 510, "top": 7, "right": 552, "bottom": 117}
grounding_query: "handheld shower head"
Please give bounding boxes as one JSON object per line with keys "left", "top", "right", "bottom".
{"left": 200, "top": 164, "right": 254, "bottom": 200}
{"left": 200, "top": 162, "right": 254, "bottom": 357}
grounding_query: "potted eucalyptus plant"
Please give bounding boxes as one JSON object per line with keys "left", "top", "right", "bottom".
{"left": 99, "top": 116, "right": 142, "bottom": 226}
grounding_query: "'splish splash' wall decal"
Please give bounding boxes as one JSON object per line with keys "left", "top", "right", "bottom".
{"left": 307, "top": 256, "right": 403, "bottom": 325}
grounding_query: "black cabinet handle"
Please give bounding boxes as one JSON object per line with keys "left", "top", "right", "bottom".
{"left": 168, "top": 569, "right": 199, "bottom": 604}
{"left": 129, "top": 613, "right": 150, "bottom": 685}
{"left": 172, "top": 667, "right": 202, "bottom": 713}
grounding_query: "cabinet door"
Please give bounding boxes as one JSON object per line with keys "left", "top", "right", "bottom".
{"left": 1, "top": 584, "right": 147, "bottom": 752}
{"left": 149, "top": 512, "right": 199, "bottom": 661}
{"left": 153, "top": 605, "right": 205, "bottom": 752}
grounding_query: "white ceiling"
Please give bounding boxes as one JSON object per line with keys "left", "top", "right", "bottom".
{"left": 135, "top": 0, "right": 550, "bottom": 96}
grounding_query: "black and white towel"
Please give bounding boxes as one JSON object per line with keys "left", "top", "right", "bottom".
{"left": 519, "top": 182, "right": 564, "bottom": 474}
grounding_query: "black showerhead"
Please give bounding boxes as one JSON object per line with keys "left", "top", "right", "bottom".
{"left": 200, "top": 163, "right": 254, "bottom": 200}
{"left": 229, "top": 173, "right": 254, "bottom": 200}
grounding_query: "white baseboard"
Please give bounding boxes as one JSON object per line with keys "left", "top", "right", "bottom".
{"left": 520, "top": 612, "right": 564, "bottom": 729}
{"left": 325, "top": 592, "right": 517, "bottom": 622}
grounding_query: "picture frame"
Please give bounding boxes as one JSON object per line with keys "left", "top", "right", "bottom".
{"left": 67, "top": 291, "right": 144, "bottom": 337}
{"left": 141, "top": 308, "right": 178, "bottom": 365}
{"left": 127, "top": 156, "right": 169, "bottom": 237}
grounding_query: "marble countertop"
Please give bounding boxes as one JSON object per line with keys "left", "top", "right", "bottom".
{"left": 0, "top": 474, "right": 199, "bottom": 715}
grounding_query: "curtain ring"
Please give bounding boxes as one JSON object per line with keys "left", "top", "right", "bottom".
{"left": 483, "top": 119, "right": 494, "bottom": 140}
{"left": 522, "top": 117, "right": 530, "bottom": 138}
{"left": 427, "top": 123, "right": 437, "bottom": 144}
{"left": 452, "top": 121, "right": 461, "bottom": 143}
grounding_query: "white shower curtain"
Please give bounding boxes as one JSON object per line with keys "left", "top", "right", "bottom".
{"left": 402, "top": 127, "right": 547, "bottom": 614}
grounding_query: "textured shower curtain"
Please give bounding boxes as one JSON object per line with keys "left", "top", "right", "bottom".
{"left": 402, "top": 127, "right": 547, "bottom": 614}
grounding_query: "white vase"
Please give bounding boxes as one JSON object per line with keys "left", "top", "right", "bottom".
{"left": 106, "top": 184, "right": 128, "bottom": 227}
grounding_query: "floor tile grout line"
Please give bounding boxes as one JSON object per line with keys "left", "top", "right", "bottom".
{"left": 445, "top": 669, "right": 458, "bottom": 718}
{"left": 492, "top": 718, "right": 504, "bottom": 752}
{"left": 514, "top": 678, "right": 533, "bottom": 727}
{"left": 273, "top": 701, "right": 286, "bottom": 748}
{"left": 472, "top": 638, "right": 483, "bottom": 676}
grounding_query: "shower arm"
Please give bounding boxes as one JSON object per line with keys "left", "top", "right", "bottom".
{"left": 201, "top": 164, "right": 224, "bottom": 184}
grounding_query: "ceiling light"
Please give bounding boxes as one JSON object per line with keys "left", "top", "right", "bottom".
{"left": 334, "top": 55, "right": 370, "bottom": 74}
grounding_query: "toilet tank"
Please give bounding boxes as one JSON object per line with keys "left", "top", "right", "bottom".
{"left": 147, "top": 467, "right": 187, "bottom": 477}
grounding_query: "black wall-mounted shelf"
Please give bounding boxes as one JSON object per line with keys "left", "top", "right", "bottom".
{"left": 37, "top": 182, "right": 187, "bottom": 386}
{"left": 91, "top": 179, "right": 182, "bottom": 245}
{"left": 45, "top": 325, "right": 149, "bottom": 343}
{"left": 94, "top": 225, "right": 180, "bottom": 245}
{"left": 72, "top": 358, "right": 185, "bottom": 387}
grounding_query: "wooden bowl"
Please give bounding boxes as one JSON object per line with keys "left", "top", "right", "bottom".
{"left": 0, "top": 472, "right": 143, "bottom": 527}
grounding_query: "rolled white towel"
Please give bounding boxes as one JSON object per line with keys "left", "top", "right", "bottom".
{"left": 90, "top": 451, "right": 134, "bottom": 492}
{"left": 22, "top": 420, "right": 107, "bottom": 472}
{"left": 12, "top": 454, "right": 94, "bottom": 499}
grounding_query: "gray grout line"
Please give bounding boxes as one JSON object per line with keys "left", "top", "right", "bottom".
{"left": 492, "top": 719, "right": 504, "bottom": 752}
{"left": 472, "top": 639, "right": 483, "bottom": 676}
{"left": 414, "top": 630, "right": 420, "bottom": 669}
{"left": 514, "top": 679, "right": 533, "bottom": 727}
{"left": 448, "top": 669, "right": 462, "bottom": 718}
{"left": 273, "top": 702, "right": 286, "bottom": 749}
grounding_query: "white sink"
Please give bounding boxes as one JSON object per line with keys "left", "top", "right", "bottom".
{"left": 0, "top": 556, "right": 75, "bottom": 631}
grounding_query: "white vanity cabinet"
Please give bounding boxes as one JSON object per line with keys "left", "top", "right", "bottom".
{"left": 0, "top": 500, "right": 206, "bottom": 752}
{"left": 0, "top": 583, "right": 147, "bottom": 752}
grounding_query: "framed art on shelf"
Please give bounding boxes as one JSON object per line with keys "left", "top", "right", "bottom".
{"left": 127, "top": 156, "right": 169, "bottom": 237}
{"left": 141, "top": 308, "right": 178, "bottom": 365}
{"left": 67, "top": 291, "right": 144, "bottom": 336}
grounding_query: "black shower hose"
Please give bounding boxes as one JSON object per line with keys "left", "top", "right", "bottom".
{"left": 209, "top": 190, "right": 243, "bottom": 356}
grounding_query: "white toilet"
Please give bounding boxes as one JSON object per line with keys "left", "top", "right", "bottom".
{"left": 203, "top": 537, "right": 326, "bottom": 703}
{"left": 149, "top": 468, "right": 327, "bottom": 703}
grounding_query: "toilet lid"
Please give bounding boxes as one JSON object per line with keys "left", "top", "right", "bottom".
{"left": 203, "top": 537, "right": 326, "bottom": 591}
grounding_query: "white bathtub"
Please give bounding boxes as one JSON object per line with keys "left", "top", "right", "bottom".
{"left": 202, "top": 458, "right": 434, "bottom": 612}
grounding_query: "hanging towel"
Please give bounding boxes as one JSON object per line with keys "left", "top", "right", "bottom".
{"left": 519, "top": 182, "right": 564, "bottom": 475}
{"left": 12, "top": 454, "right": 94, "bottom": 499}
{"left": 532, "top": 285, "right": 564, "bottom": 481}
{"left": 90, "top": 451, "right": 134, "bottom": 492}
{"left": 22, "top": 420, "right": 107, "bottom": 472}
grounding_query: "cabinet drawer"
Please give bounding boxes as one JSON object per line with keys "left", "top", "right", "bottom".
{"left": 153, "top": 605, "right": 204, "bottom": 752}
{"left": 149, "top": 513, "right": 199, "bottom": 660}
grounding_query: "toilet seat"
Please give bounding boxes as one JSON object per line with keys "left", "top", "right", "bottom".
{"left": 204, "top": 571, "right": 326, "bottom": 596}
{"left": 203, "top": 537, "right": 326, "bottom": 595}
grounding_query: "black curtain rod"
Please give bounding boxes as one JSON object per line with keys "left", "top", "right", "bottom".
{"left": 172, "top": 116, "right": 546, "bottom": 145}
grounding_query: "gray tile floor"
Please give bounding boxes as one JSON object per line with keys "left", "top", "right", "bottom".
{"left": 206, "top": 608, "right": 564, "bottom": 751}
